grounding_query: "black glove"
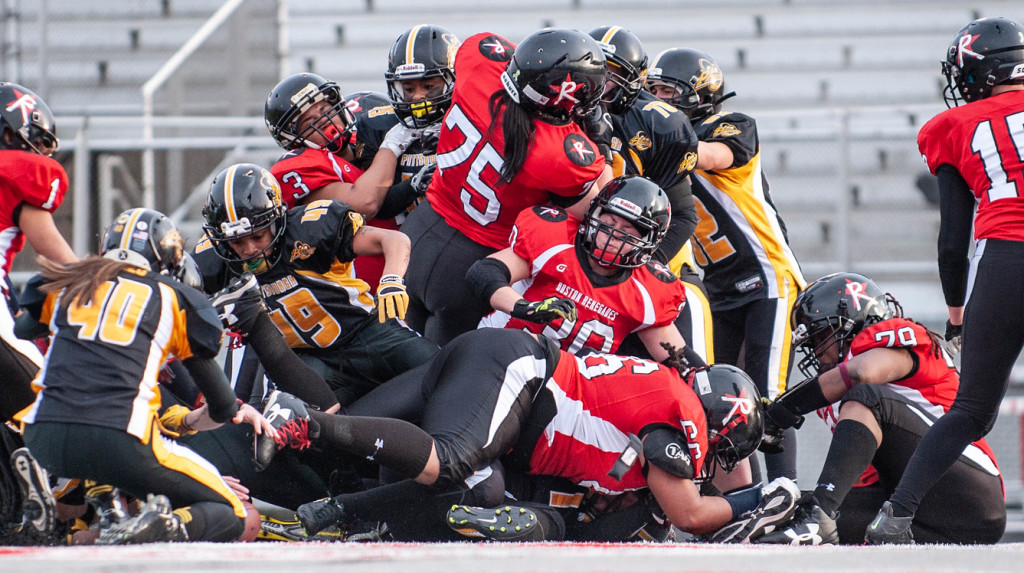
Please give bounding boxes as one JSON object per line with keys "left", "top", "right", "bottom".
{"left": 578, "top": 105, "right": 614, "bottom": 164}
{"left": 410, "top": 162, "right": 436, "bottom": 197}
{"left": 511, "top": 297, "right": 577, "bottom": 325}
{"left": 419, "top": 124, "right": 441, "bottom": 155}
{"left": 210, "top": 272, "right": 266, "bottom": 334}
{"left": 945, "top": 319, "right": 963, "bottom": 354}
{"left": 758, "top": 398, "right": 789, "bottom": 455}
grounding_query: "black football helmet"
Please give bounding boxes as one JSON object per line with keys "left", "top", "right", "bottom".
{"left": 588, "top": 26, "right": 648, "bottom": 115}
{"left": 691, "top": 364, "right": 764, "bottom": 474}
{"left": 577, "top": 176, "right": 670, "bottom": 268}
{"left": 941, "top": 17, "right": 1024, "bottom": 107}
{"left": 0, "top": 82, "right": 59, "bottom": 156}
{"left": 101, "top": 208, "right": 185, "bottom": 276}
{"left": 646, "top": 48, "right": 733, "bottom": 121}
{"left": 501, "top": 28, "right": 607, "bottom": 123}
{"left": 791, "top": 272, "right": 897, "bottom": 378}
{"left": 386, "top": 24, "right": 460, "bottom": 128}
{"left": 202, "top": 163, "right": 287, "bottom": 274}
{"left": 264, "top": 73, "right": 356, "bottom": 153}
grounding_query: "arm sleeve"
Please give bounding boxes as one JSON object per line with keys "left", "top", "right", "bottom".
{"left": 375, "top": 178, "right": 418, "bottom": 220}
{"left": 654, "top": 177, "right": 698, "bottom": 264}
{"left": 245, "top": 312, "right": 340, "bottom": 411}
{"left": 181, "top": 356, "right": 238, "bottom": 423}
{"left": 935, "top": 163, "right": 975, "bottom": 307}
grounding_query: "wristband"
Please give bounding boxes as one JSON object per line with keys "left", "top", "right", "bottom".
{"left": 838, "top": 362, "right": 855, "bottom": 391}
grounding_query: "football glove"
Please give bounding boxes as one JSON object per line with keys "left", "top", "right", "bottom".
{"left": 410, "top": 163, "right": 436, "bottom": 197}
{"left": 945, "top": 319, "right": 962, "bottom": 354}
{"left": 578, "top": 105, "right": 614, "bottom": 164}
{"left": 758, "top": 397, "right": 796, "bottom": 455}
{"left": 380, "top": 123, "right": 422, "bottom": 157}
{"left": 419, "top": 123, "right": 441, "bottom": 155}
{"left": 210, "top": 272, "right": 266, "bottom": 334}
{"left": 510, "top": 297, "right": 577, "bottom": 325}
{"left": 376, "top": 274, "right": 408, "bottom": 323}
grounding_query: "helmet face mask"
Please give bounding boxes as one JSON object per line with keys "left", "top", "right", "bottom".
{"left": 386, "top": 25, "right": 460, "bottom": 128}
{"left": 588, "top": 26, "right": 649, "bottom": 115}
{"left": 0, "top": 82, "right": 60, "bottom": 156}
{"left": 202, "top": 163, "right": 287, "bottom": 274}
{"left": 691, "top": 364, "right": 764, "bottom": 478}
{"left": 101, "top": 208, "right": 184, "bottom": 276}
{"left": 578, "top": 176, "right": 670, "bottom": 269}
{"left": 941, "top": 17, "right": 1024, "bottom": 107}
{"left": 646, "top": 48, "right": 728, "bottom": 121}
{"left": 265, "top": 73, "right": 355, "bottom": 153}
{"left": 791, "top": 272, "right": 896, "bottom": 378}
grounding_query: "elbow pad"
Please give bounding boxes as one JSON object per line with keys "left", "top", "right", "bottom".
{"left": 466, "top": 257, "right": 512, "bottom": 304}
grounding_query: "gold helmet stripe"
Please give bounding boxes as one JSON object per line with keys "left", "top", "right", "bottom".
{"left": 406, "top": 24, "right": 426, "bottom": 65}
{"left": 224, "top": 163, "right": 241, "bottom": 222}
{"left": 119, "top": 208, "right": 146, "bottom": 250}
{"left": 600, "top": 26, "right": 623, "bottom": 45}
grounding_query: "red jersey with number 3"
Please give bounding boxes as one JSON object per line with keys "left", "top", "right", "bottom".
{"left": 918, "top": 91, "right": 1024, "bottom": 241}
{"left": 814, "top": 317, "right": 1000, "bottom": 485}
{"left": 270, "top": 147, "right": 364, "bottom": 209}
{"left": 528, "top": 352, "right": 708, "bottom": 494}
{"left": 479, "top": 205, "right": 685, "bottom": 354}
{"left": 0, "top": 150, "right": 68, "bottom": 284}
{"left": 427, "top": 32, "right": 605, "bottom": 249}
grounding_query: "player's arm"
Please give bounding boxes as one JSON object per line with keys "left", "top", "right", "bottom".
{"left": 696, "top": 140, "right": 734, "bottom": 171}
{"left": 647, "top": 458, "right": 732, "bottom": 534}
{"left": 935, "top": 163, "right": 974, "bottom": 325}
{"left": 17, "top": 204, "right": 76, "bottom": 263}
{"left": 352, "top": 224, "right": 410, "bottom": 277}
{"left": 637, "top": 324, "right": 690, "bottom": 363}
{"left": 467, "top": 247, "right": 531, "bottom": 313}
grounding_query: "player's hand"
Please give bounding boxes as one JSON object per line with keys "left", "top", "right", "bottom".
{"left": 376, "top": 274, "right": 408, "bottom": 323}
{"left": 222, "top": 475, "right": 250, "bottom": 502}
{"left": 419, "top": 123, "right": 441, "bottom": 155}
{"left": 411, "top": 163, "right": 436, "bottom": 197}
{"left": 381, "top": 123, "right": 422, "bottom": 157}
{"left": 511, "top": 297, "right": 577, "bottom": 325}
{"left": 759, "top": 397, "right": 798, "bottom": 454}
{"left": 233, "top": 402, "right": 277, "bottom": 441}
{"left": 944, "top": 319, "right": 963, "bottom": 354}
{"left": 210, "top": 272, "right": 266, "bottom": 334}
{"left": 577, "top": 104, "right": 614, "bottom": 163}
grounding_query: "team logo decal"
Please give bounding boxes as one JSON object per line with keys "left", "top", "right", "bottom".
{"left": 535, "top": 205, "right": 567, "bottom": 222}
{"left": 721, "top": 388, "right": 754, "bottom": 427}
{"left": 550, "top": 73, "right": 582, "bottom": 109}
{"left": 563, "top": 133, "right": 596, "bottom": 166}
{"left": 844, "top": 279, "right": 874, "bottom": 311}
{"left": 290, "top": 241, "right": 316, "bottom": 262}
{"left": 677, "top": 151, "right": 698, "bottom": 174}
{"left": 954, "top": 33, "right": 982, "bottom": 66}
{"left": 478, "top": 35, "right": 514, "bottom": 62}
{"left": 712, "top": 123, "right": 741, "bottom": 138}
{"left": 4, "top": 88, "right": 39, "bottom": 126}
{"left": 646, "top": 261, "right": 677, "bottom": 283}
{"left": 694, "top": 58, "right": 724, "bottom": 93}
{"left": 629, "top": 131, "right": 652, "bottom": 151}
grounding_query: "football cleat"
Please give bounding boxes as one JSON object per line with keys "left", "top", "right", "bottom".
{"left": 864, "top": 501, "right": 915, "bottom": 545}
{"left": 84, "top": 483, "right": 128, "bottom": 529}
{"left": 756, "top": 501, "right": 839, "bottom": 545}
{"left": 253, "top": 390, "right": 318, "bottom": 472}
{"left": 258, "top": 514, "right": 344, "bottom": 542}
{"left": 708, "top": 477, "right": 800, "bottom": 543}
{"left": 296, "top": 497, "right": 347, "bottom": 538}
{"left": 447, "top": 505, "right": 545, "bottom": 541}
{"left": 11, "top": 447, "right": 57, "bottom": 535}
{"left": 95, "top": 494, "right": 188, "bottom": 545}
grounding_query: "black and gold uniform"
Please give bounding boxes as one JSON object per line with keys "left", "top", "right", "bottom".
{"left": 609, "top": 90, "right": 712, "bottom": 363}
{"left": 688, "top": 110, "right": 805, "bottom": 399}
{"left": 196, "top": 199, "right": 438, "bottom": 406}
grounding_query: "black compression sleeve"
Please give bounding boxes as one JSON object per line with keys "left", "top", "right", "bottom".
{"left": 935, "top": 164, "right": 974, "bottom": 307}
{"left": 465, "top": 257, "right": 512, "bottom": 304}
{"left": 181, "top": 356, "right": 238, "bottom": 423}
{"left": 654, "top": 178, "right": 698, "bottom": 264}
{"left": 245, "top": 312, "right": 340, "bottom": 411}
{"left": 376, "top": 179, "right": 418, "bottom": 220}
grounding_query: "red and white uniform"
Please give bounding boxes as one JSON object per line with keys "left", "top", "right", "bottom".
{"left": 0, "top": 150, "right": 68, "bottom": 289}
{"left": 270, "top": 147, "right": 364, "bottom": 209}
{"left": 529, "top": 352, "right": 708, "bottom": 494}
{"left": 815, "top": 317, "right": 1000, "bottom": 485}
{"left": 480, "top": 206, "right": 685, "bottom": 354}
{"left": 918, "top": 91, "right": 1024, "bottom": 241}
{"left": 428, "top": 32, "right": 605, "bottom": 249}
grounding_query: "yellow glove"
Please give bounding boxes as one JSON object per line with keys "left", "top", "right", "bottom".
{"left": 376, "top": 274, "right": 408, "bottom": 323}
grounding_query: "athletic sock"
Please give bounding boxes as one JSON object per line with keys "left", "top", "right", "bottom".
{"left": 813, "top": 419, "right": 878, "bottom": 516}
{"left": 309, "top": 410, "right": 434, "bottom": 479}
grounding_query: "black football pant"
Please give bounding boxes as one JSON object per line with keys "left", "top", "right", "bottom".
{"left": 889, "top": 239, "right": 1024, "bottom": 520}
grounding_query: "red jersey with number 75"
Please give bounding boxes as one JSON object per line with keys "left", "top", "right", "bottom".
{"left": 0, "top": 150, "right": 68, "bottom": 284}
{"left": 917, "top": 91, "right": 1024, "bottom": 241}
{"left": 427, "top": 32, "right": 605, "bottom": 249}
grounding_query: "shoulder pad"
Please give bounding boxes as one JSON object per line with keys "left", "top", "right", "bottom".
{"left": 162, "top": 276, "right": 224, "bottom": 359}
{"left": 642, "top": 426, "right": 695, "bottom": 480}
{"left": 531, "top": 205, "right": 569, "bottom": 223}
{"left": 646, "top": 261, "right": 678, "bottom": 283}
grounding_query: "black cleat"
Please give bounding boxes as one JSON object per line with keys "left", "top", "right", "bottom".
{"left": 253, "top": 390, "right": 317, "bottom": 472}
{"left": 757, "top": 501, "right": 839, "bottom": 545}
{"left": 95, "top": 494, "right": 187, "bottom": 545}
{"left": 864, "top": 501, "right": 914, "bottom": 545}
{"left": 447, "top": 505, "right": 544, "bottom": 541}
{"left": 11, "top": 447, "right": 56, "bottom": 535}
{"left": 709, "top": 477, "right": 800, "bottom": 543}
{"left": 296, "top": 497, "right": 346, "bottom": 538}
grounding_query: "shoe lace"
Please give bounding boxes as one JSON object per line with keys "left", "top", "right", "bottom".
{"left": 273, "top": 417, "right": 311, "bottom": 450}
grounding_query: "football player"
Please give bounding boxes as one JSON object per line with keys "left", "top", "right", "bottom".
{"left": 15, "top": 208, "right": 275, "bottom": 544}
{"left": 647, "top": 48, "right": 805, "bottom": 483}
{"left": 752, "top": 273, "right": 1004, "bottom": 545}
{"left": 0, "top": 83, "right": 76, "bottom": 424}
{"left": 195, "top": 163, "right": 438, "bottom": 408}
{"left": 400, "top": 28, "right": 613, "bottom": 346}
{"left": 868, "top": 17, "right": 1024, "bottom": 544}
